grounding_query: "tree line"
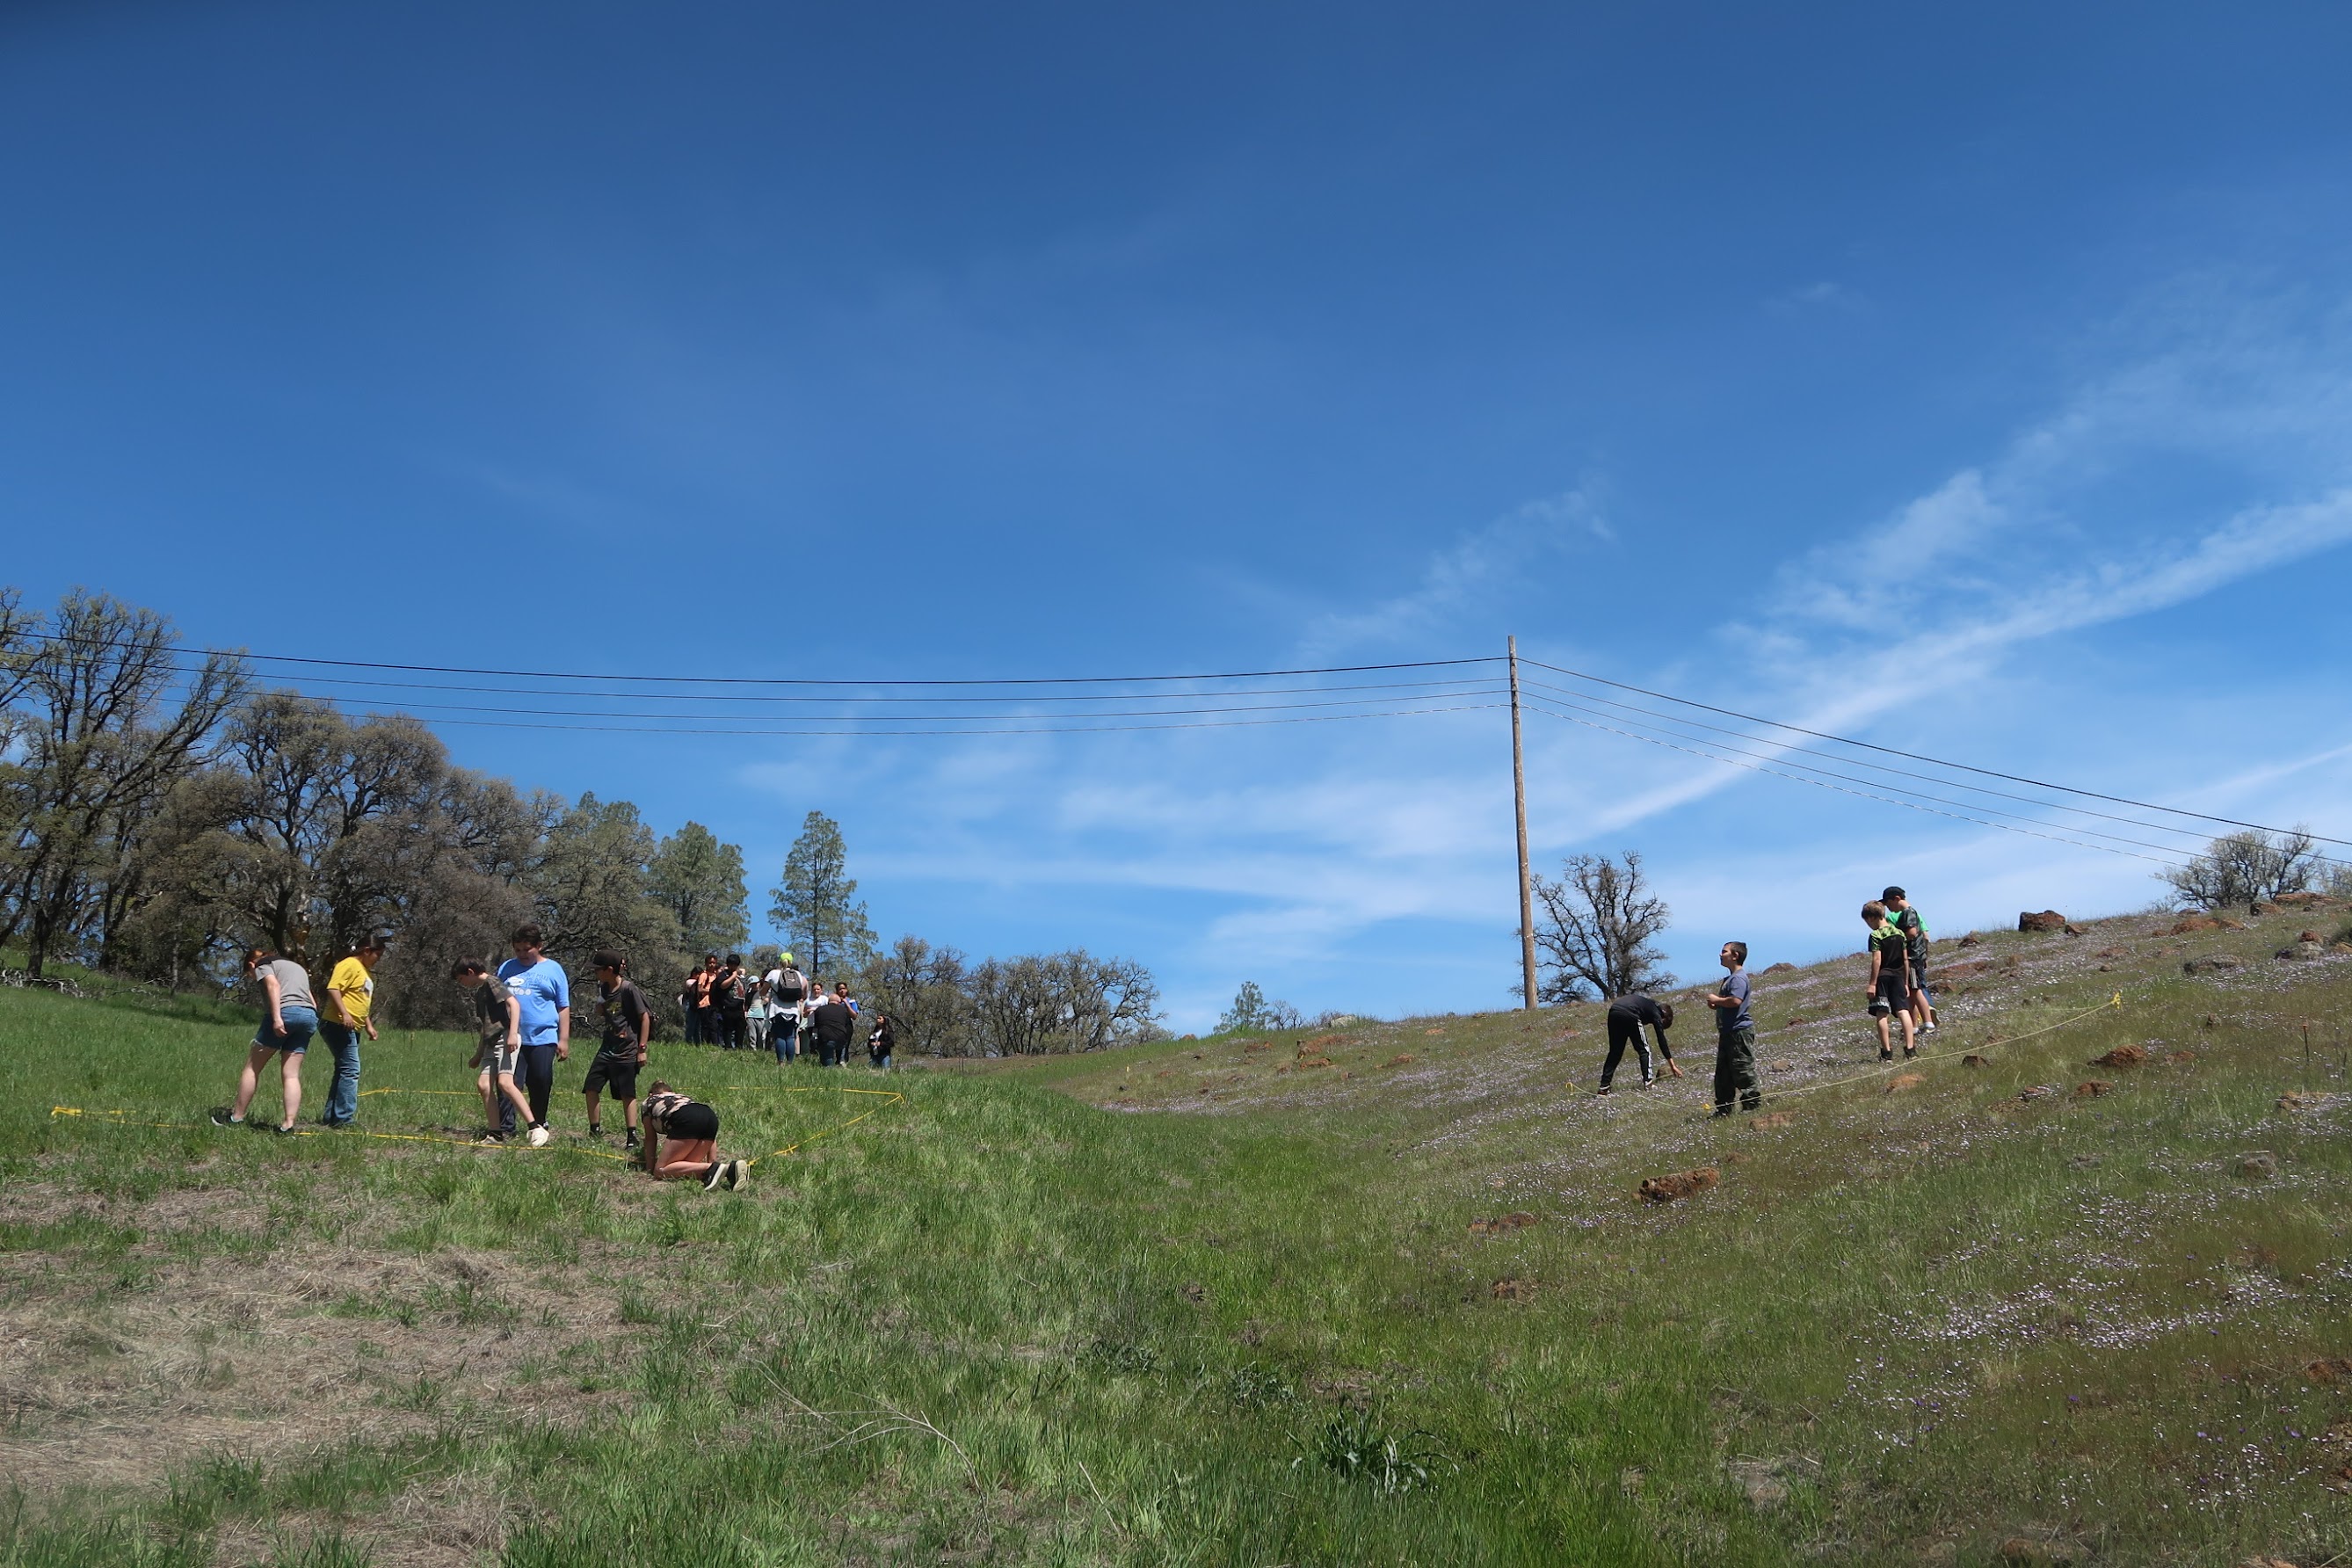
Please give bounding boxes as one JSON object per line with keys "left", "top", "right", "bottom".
{"left": 0, "top": 587, "right": 1163, "bottom": 1051}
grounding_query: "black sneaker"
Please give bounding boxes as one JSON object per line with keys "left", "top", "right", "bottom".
{"left": 1903, "top": 1047, "right": 1918, "bottom": 1059}
{"left": 587, "top": 1125, "right": 602, "bottom": 1139}
{"left": 1595, "top": 1085, "right": 1615, "bottom": 1096}
{"left": 702, "top": 1162, "right": 728, "bottom": 1191}
{"left": 208, "top": 1107, "right": 242, "bottom": 1128}
{"left": 474, "top": 1131, "right": 506, "bottom": 1145}
{"left": 624, "top": 1134, "right": 642, "bottom": 1151}
{"left": 1879, "top": 1048, "right": 1894, "bottom": 1062}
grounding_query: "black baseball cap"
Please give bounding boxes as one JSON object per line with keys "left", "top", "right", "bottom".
{"left": 1882, "top": 886, "right": 1906, "bottom": 902}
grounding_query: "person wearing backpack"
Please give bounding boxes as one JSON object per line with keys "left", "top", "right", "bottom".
{"left": 765, "top": 953, "right": 806, "bottom": 1063}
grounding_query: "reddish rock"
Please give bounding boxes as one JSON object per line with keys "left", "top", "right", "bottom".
{"left": 2075, "top": 1080, "right": 2113, "bottom": 1098}
{"left": 1957, "top": 933, "right": 1982, "bottom": 947}
{"left": 2304, "top": 1357, "right": 2352, "bottom": 1383}
{"left": 2091, "top": 1044, "right": 2148, "bottom": 1068}
{"left": 1760, "top": 961, "right": 1797, "bottom": 975}
{"left": 2019, "top": 911, "right": 2067, "bottom": 933}
{"left": 1383, "top": 1053, "right": 1415, "bottom": 1067}
{"left": 1638, "top": 1167, "right": 1720, "bottom": 1203}
{"left": 1887, "top": 1073, "right": 1927, "bottom": 1093}
{"left": 1963, "top": 1054, "right": 1992, "bottom": 1068}
{"left": 2276, "top": 890, "right": 2333, "bottom": 907}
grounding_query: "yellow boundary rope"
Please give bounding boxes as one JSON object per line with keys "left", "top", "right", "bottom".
{"left": 1685, "top": 991, "right": 2124, "bottom": 1116}
{"left": 49, "top": 1080, "right": 906, "bottom": 1169}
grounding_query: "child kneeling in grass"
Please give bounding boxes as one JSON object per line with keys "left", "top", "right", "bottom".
{"left": 639, "top": 1083, "right": 748, "bottom": 1191}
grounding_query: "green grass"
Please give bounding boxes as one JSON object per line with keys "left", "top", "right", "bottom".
{"left": 4, "top": 908, "right": 2352, "bottom": 1563}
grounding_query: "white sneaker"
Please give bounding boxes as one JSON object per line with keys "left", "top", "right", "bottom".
{"left": 527, "top": 1124, "right": 550, "bottom": 1147}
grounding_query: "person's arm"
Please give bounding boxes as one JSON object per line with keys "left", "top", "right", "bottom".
{"left": 631, "top": 992, "right": 649, "bottom": 1064}
{"left": 504, "top": 994, "right": 521, "bottom": 1050}
{"left": 555, "top": 1005, "right": 570, "bottom": 1061}
{"left": 323, "top": 967, "right": 351, "bottom": 1027}
{"left": 262, "top": 971, "right": 285, "bottom": 1035}
{"left": 1865, "top": 943, "right": 1882, "bottom": 996}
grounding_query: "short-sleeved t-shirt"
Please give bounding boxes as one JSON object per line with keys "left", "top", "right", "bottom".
{"left": 1868, "top": 922, "right": 1908, "bottom": 970}
{"left": 1890, "top": 907, "right": 1928, "bottom": 962}
{"left": 497, "top": 955, "right": 570, "bottom": 1045}
{"left": 253, "top": 959, "right": 316, "bottom": 1013}
{"left": 472, "top": 976, "right": 515, "bottom": 1048}
{"left": 324, "top": 956, "right": 374, "bottom": 1027}
{"left": 597, "top": 980, "right": 650, "bottom": 1058}
{"left": 1715, "top": 969, "right": 1753, "bottom": 1034}
{"left": 1608, "top": 993, "right": 1667, "bottom": 1029}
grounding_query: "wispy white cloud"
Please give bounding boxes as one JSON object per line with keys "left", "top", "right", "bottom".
{"left": 1298, "top": 485, "right": 1611, "bottom": 657}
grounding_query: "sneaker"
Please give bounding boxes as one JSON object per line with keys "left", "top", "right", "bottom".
{"left": 586, "top": 1124, "right": 603, "bottom": 1139}
{"left": 1879, "top": 1048, "right": 1894, "bottom": 1062}
{"left": 208, "top": 1107, "right": 243, "bottom": 1128}
{"left": 1921, "top": 1021, "right": 1939, "bottom": 1034}
{"left": 1903, "top": 1047, "right": 1918, "bottom": 1059}
{"left": 702, "top": 1161, "right": 728, "bottom": 1191}
{"left": 527, "top": 1124, "right": 550, "bottom": 1148}
{"left": 475, "top": 1131, "right": 506, "bottom": 1145}
{"left": 1595, "top": 1085, "right": 1615, "bottom": 1097}
{"left": 624, "top": 1134, "right": 642, "bottom": 1151}
{"left": 1640, "top": 1077, "right": 1655, "bottom": 1088}
{"left": 728, "top": 1159, "right": 751, "bottom": 1191}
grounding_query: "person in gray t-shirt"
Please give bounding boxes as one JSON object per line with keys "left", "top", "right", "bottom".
{"left": 211, "top": 947, "right": 320, "bottom": 1132}
{"left": 1706, "top": 940, "right": 1760, "bottom": 1117}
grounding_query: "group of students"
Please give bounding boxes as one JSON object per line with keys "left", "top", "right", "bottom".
{"left": 212, "top": 923, "right": 749, "bottom": 1190}
{"left": 681, "top": 951, "right": 897, "bottom": 1069}
{"left": 1587, "top": 885, "right": 1939, "bottom": 1117}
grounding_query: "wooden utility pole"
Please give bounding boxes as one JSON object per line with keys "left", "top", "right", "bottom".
{"left": 1509, "top": 635, "right": 1537, "bottom": 1009}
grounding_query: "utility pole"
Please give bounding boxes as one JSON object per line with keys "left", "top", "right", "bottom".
{"left": 1509, "top": 635, "right": 1537, "bottom": 1010}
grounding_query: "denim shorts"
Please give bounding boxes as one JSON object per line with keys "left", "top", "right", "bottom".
{"left": 257, "top": 1005, "right": 317, "bottom": 1054}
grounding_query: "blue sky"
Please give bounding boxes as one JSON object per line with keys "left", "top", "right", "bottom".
{"left": 7, "top": 1, "right": 2352, "bottom": 1028}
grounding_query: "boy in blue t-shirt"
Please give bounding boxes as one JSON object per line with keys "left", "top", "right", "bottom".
{"left": 496, "top": 922, "right": 571, "bottom": 1143}
{"left": 1704, "top": 940, "right": 1760, "bottom": 1116}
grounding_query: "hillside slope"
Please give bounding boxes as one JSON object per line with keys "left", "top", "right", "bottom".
{"left": 4, "top": 901, "right": 2350, "bottom": 1566}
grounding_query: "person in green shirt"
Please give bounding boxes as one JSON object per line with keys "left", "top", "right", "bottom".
{"left": 1862, "top": 900, "right": 1916, "bottom": 1062}
{"left": 1882, "top": 886, "right": 1937, "bottom": 1034}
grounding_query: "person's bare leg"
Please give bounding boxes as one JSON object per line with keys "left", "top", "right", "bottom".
{"left": 497, "top": 1072, "right": 532, "bottom": 1129}
{"left": 277, "top": 1049, "right": 304, "bottom": 1129}
{"left": 652, "top": 1136, "right": 717, "bottom": 1180}
{"left": 232, "top": 1044, "right": 272, "bottom": 1121}
{"left": 1898, "top": 1009, "right": 1917, "bottom": 1055}
{"left": 583, "top": 1088, "right": 602, "bottom": 1133}
{"left": 620, "top": 1095, "right": 639, "bottom": 1136}
{"left": 478, "top": 1071, "right": 500, "bottom": 1132}
{"left": 1876, "top": 1014, "right": 1893, "bottom": 1056}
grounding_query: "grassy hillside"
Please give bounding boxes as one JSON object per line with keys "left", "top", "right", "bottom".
{"left": 3, "top": 903, "right": 2350, "bottom": 1565}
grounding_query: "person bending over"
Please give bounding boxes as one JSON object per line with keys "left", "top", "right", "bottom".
{"left": 810, "top": 984, "right": 855, "bottom": 1068}
{"left": 1599, "top": 991, "right": 1675, "bottom": 1093}
{"left": 584, "top": 950, "right": 651, "bottom": 1151}
{"left": 212, "top": 947, "right": 318, "bottom": 1133}
{"left": 453, "top": 958, "right": 534, "bottom": 1143}
{"left": 639, "top": 1083, "right": 748, "bottom": 1190}
{"left": 1862, "top": 900, "right": 1917, "bottom": 1061}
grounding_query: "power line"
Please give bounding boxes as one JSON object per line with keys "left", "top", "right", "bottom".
{"left": 1521, "top": 655, "right": 2352, "bottom": 848}
{"left": 409, "top": 701, "right": 1511, "bottom": 738}
{"left": 1520, "top": 699, "right": 2189, "bottom": 867}
{"left": 1518, "top": 679, "right": 2218, "bottom": 850}
{"left": 13, "top": 628, "right": 1499, "bottom": 688}
{"left": 289, "top": 686, "right": 1507, "bottom": 728}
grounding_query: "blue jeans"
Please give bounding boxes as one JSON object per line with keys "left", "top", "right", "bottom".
{"left": 772, "top": 1013, "right": 799, "bottom": 1063}
{"left": 318, "top": 1021, "right": 361, "bottom": 1125}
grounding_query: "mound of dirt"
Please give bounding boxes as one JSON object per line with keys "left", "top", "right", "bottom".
{"left": 2019, "top": 911, "right": 2067, "bottom": 933}
{"left": 1638, "top": 1168, "right": 1719, "bottom": 1203}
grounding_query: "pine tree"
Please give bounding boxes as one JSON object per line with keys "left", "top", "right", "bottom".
{"left": 767, "top": 810, "right": 875, "bottom": 976}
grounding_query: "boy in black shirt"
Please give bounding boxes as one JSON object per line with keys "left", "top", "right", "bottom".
{"left": 1882, "top": 886, "right": 1937, "bottom": 1035}
{"left": 1599, "top": 992, "right": 1675, "bottom": 1093}
{"left": 583, "top": 950, "right": 651, "bottom": 1149}
{"left": 1862, "top": 900, "right": 1917, "bottom": 1061}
